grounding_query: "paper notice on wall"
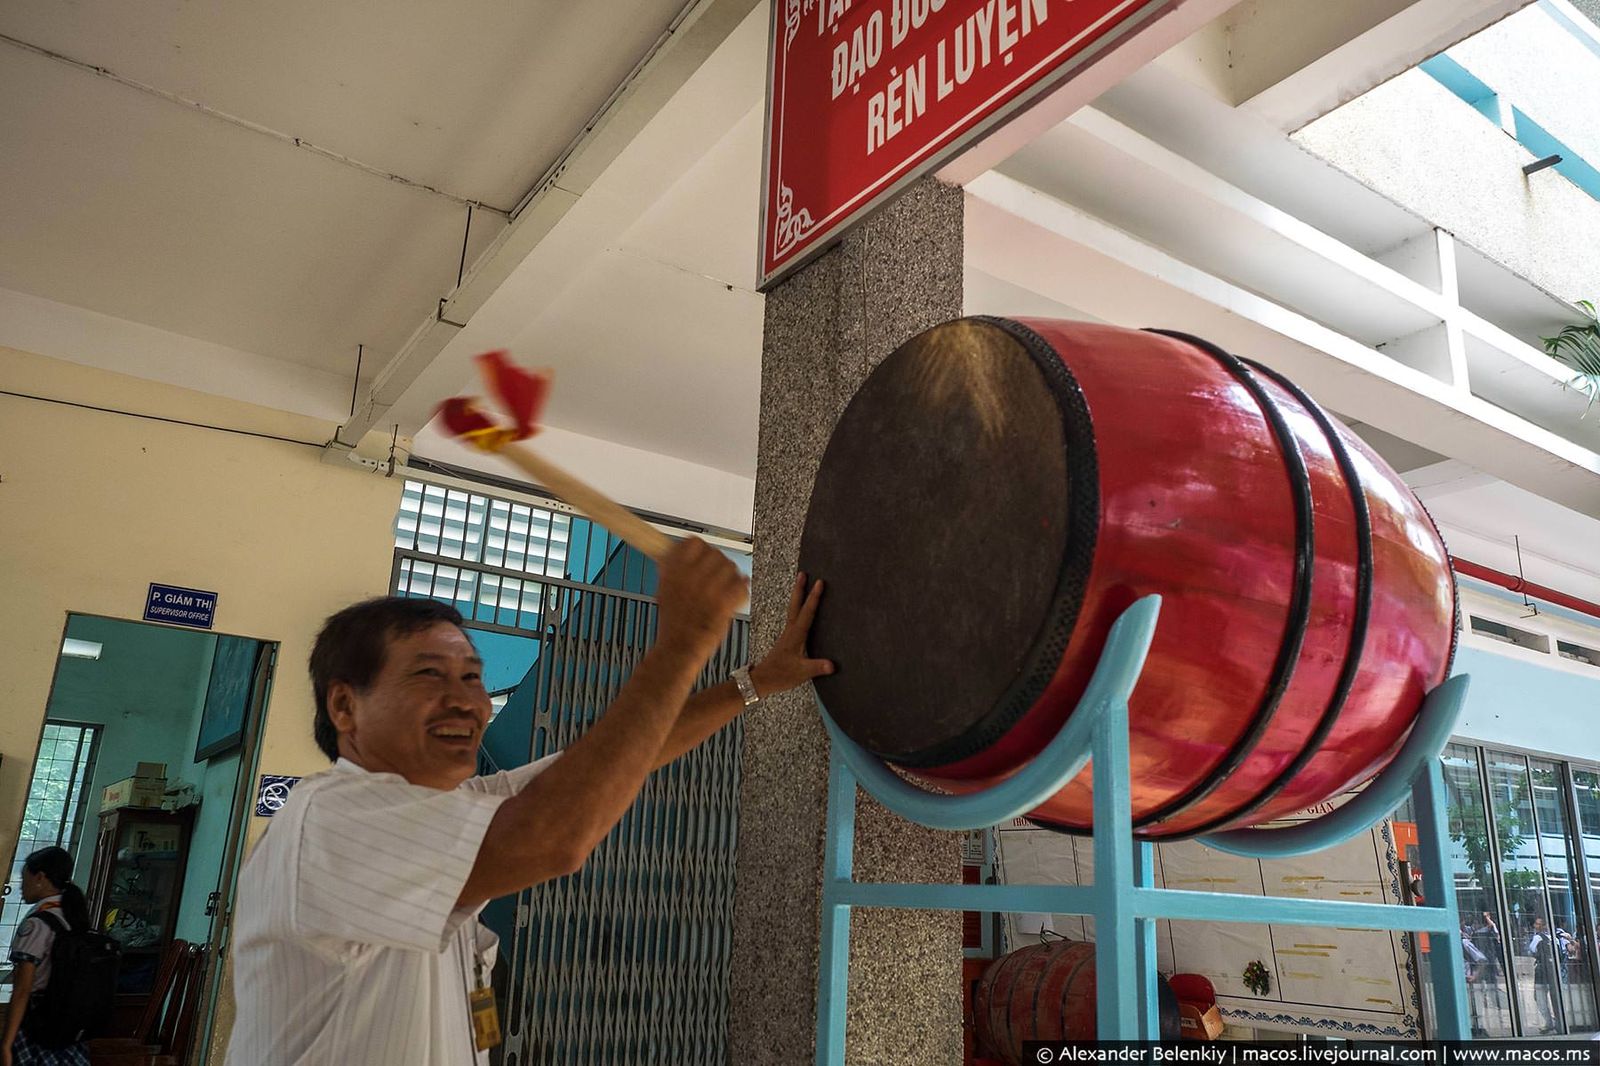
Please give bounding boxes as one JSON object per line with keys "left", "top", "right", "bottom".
{"left": 962, "top": 830, "right": 988, "bottom": 865}
{"left": 989, "top": 818, "right": 1420, "bottom": 1039}
{"left": 1014, "top": 913, "right": 1051, "bottom": 936}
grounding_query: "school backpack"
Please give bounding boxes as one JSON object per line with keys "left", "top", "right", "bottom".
{"left": 24, "top": 909, "right": 121, "bottom": 1048}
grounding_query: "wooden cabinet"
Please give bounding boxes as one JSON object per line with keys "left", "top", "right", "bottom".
{"left": 86, "top": 806, "right": 197, "bottom": 1001}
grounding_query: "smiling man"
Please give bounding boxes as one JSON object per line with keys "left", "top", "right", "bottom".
{"left": 225, "top": 538, "right": 830, "bottom": 1065}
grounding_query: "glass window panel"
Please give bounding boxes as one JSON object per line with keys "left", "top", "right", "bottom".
{"left": 468, "top": 503, "right": 489, "bottom": 563}
{"left": 496, "top": 578, "right": 522, "bottom": 627}
{"left": 1487, "top": 750, "right": 1564, "bottom": 1033}
{"left": 528, "top": 512, "right": 551, "bottom": 567}
{"left": 518, "top": 583, "right": 543, "bottom": 629}
{"left": 1, "top": 723, "right": 100, "bottom": 951}
{"left": 1524, "top": 758, "right": 1596, "bottom": 1034}
{"left": 1577, "top": 772, "right": 1600, "bottom": 1038}
{"left": 455, "top": 571, "right": 480, "bottom": 616}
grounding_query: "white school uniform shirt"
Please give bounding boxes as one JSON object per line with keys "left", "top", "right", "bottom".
{"left": 8, "top": 893, "right": 66, "bottom": 990}
{"left": 225, "top": 754, "right": 558, "bottom": 1066}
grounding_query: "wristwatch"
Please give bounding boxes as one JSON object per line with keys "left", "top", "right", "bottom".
{"left": 731, "top": 665, "right": 762, "bottom": 708}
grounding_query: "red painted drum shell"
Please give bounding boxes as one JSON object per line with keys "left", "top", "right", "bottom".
{"left": 973, "top": 939, "right": 1181, "bottom": 1048}
{"left": 974, "top": 940, "right": 1099, "bottom": 1055}
{"left": 1238, "top": 421, "right": 1459, "bottom": 825}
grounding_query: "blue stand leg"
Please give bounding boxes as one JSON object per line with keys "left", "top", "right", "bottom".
{"left": 816, "top": 751, "right": 856, "bottom": 1066}
{"left": 1092, "top": 688, "right": 1140, "bottom": 1038}
{"left": 1413, "top": 755, "right": 1469, "bottom": 1039}
{"left": 1134, "top": 841, "right": 1159, "bottom": 1039}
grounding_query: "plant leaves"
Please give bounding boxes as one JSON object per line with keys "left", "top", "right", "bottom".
{"left": 1541, "top": 300, "right": 1600, "bottom": 416}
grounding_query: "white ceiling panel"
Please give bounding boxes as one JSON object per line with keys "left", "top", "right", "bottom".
{"left": 0, "top": 43, "right": 505, "bottom": 376}
{"left": 502, "top": 250, "right": 763, "bottom": 476}
{"left": 0, "top": 0, "right": 689, "bottom": 208}
{"left": 619, "top": 105, "right": 764, "bottom": 291}
{"left": 0, "top": 0, "right": 692, "bottom": 386}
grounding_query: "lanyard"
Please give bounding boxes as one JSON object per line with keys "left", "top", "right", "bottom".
{"left": 458, "top": 922, "right": 501, "bottom": 1054}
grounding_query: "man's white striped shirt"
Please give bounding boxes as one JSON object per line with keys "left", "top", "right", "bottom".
{"left": 225, "top": 754, "right": 557, "bottom": 1066}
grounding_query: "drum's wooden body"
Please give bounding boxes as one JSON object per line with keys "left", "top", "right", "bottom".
{"left": 974, "top": 940, "right": 1179, "bottom": 1056}
{"left": 798, "top": 318, "right": 1455, "bottom": 838}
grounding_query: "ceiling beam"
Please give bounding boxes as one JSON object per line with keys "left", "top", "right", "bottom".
{"left": 340, "top": 0, "right": 760, "bottom": 443}
{"left": 1232, "top": 0, "right": 1531, "bottom": 131}
{"left": 0, "top": 285, "right": 351, "bottom": 422}
{"left": 964, "top": 171, "right": 1600, "bottom": 517}
{"left": 935, "top": 0, "right": 1243, "bottom": 185}
{"left": 1404, "top": 459, "right": 1501, "bottom": 499}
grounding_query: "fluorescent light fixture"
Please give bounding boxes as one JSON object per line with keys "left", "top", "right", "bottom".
{"left": 61, "top": 638, "right": 103, "bottom": 660}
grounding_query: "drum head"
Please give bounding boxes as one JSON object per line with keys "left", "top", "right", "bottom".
{"left": 798, "top": 317, "right": 1095, "bottom": 766}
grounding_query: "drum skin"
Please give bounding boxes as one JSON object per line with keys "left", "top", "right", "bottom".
{"left": 798, "top": 318, "right": 1456, "bottom": 838}
{"left": 974, "top": 939, "right": 1180, "bottom": 1056}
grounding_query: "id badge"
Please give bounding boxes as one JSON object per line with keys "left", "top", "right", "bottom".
{"left": 469, "top": 985, "right": 501, "bottom": 1051}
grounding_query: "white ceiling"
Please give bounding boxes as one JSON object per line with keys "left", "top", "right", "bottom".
{"left": 495, "top": 110, "right": 767, "bottom": 470}
{"left": 1345, "top": 422, "right": 1600, "bottom": 601}
{"left": 1, "top": 1, "right": 685, "bottom": 211}
{"left": 1091, "top": 64, "right": 1430, "bottom": 259}
{"left": 1418, "top": 474, "right": 1600, "bottom": 606}
{"left": 0, "top": 0, "right": 690, "bottom": 380}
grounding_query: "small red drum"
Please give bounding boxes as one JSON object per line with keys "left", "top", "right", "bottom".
{"left": 798, "top": 318, "right": 1455, "bottom": 838}
{"left": 973, "top": 939, "right": 1180, "bottom": 1057}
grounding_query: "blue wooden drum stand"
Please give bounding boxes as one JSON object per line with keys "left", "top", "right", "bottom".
{"left": 815, "top": 595, "right": 1470, "bottom": 1061}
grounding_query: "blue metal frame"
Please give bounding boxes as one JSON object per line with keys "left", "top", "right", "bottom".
{"left": 816, "top": 595, "right": 1470, "bottom": 1058}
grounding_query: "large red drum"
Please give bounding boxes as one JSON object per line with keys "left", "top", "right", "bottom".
{"left": 798, "top": 318, "right": 1456, "bottom": 838}
{"left": 973, "top": 940, "right": 1180, "bottom": 1058}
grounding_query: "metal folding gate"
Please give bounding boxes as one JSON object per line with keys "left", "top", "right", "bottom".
{"left": 501, "top": 583, "right": 747, "bottom": 1065}
{"left": 390, "top": 480, "right": 746, "bottom": 1065}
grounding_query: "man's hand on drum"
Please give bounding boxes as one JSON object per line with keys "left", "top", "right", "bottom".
{"left": 750, "top": 573, "right": 834, "bottom": 698}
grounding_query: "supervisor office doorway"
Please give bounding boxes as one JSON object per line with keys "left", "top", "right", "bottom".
{"left": 3, "top": 613, "right": 275, "bottom": 1065}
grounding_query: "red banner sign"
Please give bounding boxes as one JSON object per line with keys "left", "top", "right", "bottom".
{"left": 760, "top": 0, "right": 1176, "bottom": 287}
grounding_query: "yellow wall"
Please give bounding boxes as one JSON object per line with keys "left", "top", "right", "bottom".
{"left": 0, "top": 345, "right": 404, "bottom": 867}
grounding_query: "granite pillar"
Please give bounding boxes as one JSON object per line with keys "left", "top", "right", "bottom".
{"left": 730, "top": 176, "right": 964, "bottom": 1066}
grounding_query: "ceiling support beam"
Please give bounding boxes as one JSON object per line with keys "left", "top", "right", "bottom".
{"left": 964, "top": 171, "right": 1600, "bottom": 516}
{"left": 935, "top": 0, "right": 1242, "bottom": 185}
{"left": 1231, "top": 0, "right": 1530, "bottom": 131}
{"left": 340, "top": 0, "right": 760, "bottom": 444}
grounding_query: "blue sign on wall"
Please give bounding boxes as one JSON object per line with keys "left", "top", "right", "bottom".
{"left": 256, "top": 775, "right": 302, "bottom": 817}
{"left": 144, "top": 583, "right": 218, "bottom": 629}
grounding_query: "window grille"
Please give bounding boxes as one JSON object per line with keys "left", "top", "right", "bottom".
{"left": 1, "top": 722, "right": 101, "bottom": 949}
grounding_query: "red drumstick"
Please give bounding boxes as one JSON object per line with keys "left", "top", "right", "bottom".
{"left": 437, "top": 352, "right": 672, "bottom": 562}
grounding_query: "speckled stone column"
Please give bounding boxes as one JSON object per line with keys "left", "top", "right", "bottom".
{"left": 731, "top": 176, "right": 964, "bottom": 1066}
